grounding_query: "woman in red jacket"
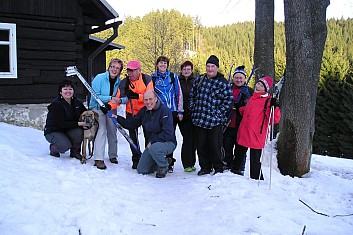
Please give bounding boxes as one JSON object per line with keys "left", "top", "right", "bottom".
{"left": 231, "top": 76, "right": 281, "bottom": 180}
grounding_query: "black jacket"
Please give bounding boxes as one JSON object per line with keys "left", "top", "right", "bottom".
{"left": 117, "top": 99, "right": 177, "bottom": 145}
{"left": 44, "top": 97, "right": 86, "bottom": 136}
{"left": 178, "top": 74, "right": 195, "bottom": 119}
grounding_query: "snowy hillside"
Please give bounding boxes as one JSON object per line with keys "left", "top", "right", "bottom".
{"left": 0, "top": 122, "right": 352, "bottom": 235}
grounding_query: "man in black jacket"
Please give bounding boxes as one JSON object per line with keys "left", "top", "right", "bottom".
{"left": 115, "top": 90, "right": 177, "bottom": 178}
{"left": 189, "top": 55, "right": 233, "bottom": 176}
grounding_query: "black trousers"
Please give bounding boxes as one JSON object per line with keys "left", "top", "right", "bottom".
{"left": 126, "top": 112, "right": 141, "bottom": 163}
{"left": 166, "top": 111, "right": 178, "bottom": 166}
{"left": 178, "top": 118, "right": 196, "bottom": 168}
{"left": 195, "top": 124, "right": 224, "bottom": 172}
{"left": 233, "top": 145, "right": 264, "bottom": 180}
{"left": 222, "top": 127, "right": 246, "bottom": 170}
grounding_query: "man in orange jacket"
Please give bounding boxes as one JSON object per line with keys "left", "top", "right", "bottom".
{"left": 110, "top": 60, "right": 154, "bottom": 169}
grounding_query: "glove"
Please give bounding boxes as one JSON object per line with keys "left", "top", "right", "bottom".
{"left": 100, "top": 103, "right": 111, "bottom": 114}
{"left": 232, "top": 101, "right": 238, "bottom": 111}
{"left": 126, "top": 90, "right": 139, "bottom": 99}
{"left": 270, "top": 98, "right": 278, "bottom": 107}
{"left": 240, "top": 85, "right": 250, "bottom": 99}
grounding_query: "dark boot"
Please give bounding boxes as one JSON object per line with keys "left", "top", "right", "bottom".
{"left": 132, "top": 155, "right": 140, "bottom": 169}
{"left": 167, "top": 157, "right": 176, "bottom": 173}
{"left": 197, "top": 169, "right": 212, "bottom": 176}
{"left": 156, "top": 168, "right": 168, "bottom": 178}
{"left": 50, "top": 144, "right": 60, "bottom": 158}
{"left": 109, "top": 158, "right": 118, "bottom": 164}
{"left": 70, "top": 142, "right": 82, "bottom": 160}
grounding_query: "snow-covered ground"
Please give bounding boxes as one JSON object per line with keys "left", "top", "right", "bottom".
{"left": 1, "top": 121, "right": 352, "bottom": 235}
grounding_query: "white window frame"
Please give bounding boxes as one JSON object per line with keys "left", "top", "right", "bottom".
{"left": 0, "top": 23, "right": 17, "bottom": 79}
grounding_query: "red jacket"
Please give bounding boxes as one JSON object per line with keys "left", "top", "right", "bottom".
{"left": 237, "top": 92, "right": 281, "bottom": 149}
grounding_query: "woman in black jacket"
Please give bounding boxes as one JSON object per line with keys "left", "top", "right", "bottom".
{"left": 178, "top": 61, "right": 197, "bottom": 172}
{"left": 44, "top": 80, "right": 88, "bottom": 160}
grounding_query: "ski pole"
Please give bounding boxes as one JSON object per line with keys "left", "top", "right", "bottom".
{"left": 66, "top": 66, "right": 142, "bottom": 156}
{"left": 228, "top": 62, "right": 235, "bottom": 82}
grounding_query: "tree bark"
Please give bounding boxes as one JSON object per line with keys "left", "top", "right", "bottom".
{"left": 254, "top": 0, "right": 275, "bottom": 80}
{"left": 277, "top": 0, "right": 329, "bottom": 177}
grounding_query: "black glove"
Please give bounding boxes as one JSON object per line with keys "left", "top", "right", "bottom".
{"left": 100, "top": 103, "right": 111, "bottom": 114}
{"left": 270, "top": 98, "right": 278, "bottom": 107}
{"left": 232, "top": 101, "right": 238, "bottom": 111}
{"left": 126, "top": 90, "right": 139, "bottom": 99}
{"left": 240, "top": 85, "right": 250, "bottom": 99}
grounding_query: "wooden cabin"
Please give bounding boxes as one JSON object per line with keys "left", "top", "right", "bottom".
{"left": 0, "top": 0, "right": 124, "bottom": 104}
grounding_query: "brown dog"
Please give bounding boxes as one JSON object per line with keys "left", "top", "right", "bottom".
{"left": 79, "top": 110, "right": 99, "bottom": 164}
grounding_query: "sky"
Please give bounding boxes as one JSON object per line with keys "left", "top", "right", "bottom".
{"left": 107, "top": 0, "right": 353, "bottom": 27}
{"left": 1, "top": 110, "right": 353, "bottom": 234}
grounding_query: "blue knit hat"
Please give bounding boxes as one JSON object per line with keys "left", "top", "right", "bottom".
{"left": 233, "top": 65, "right": 247, "bottom": 77}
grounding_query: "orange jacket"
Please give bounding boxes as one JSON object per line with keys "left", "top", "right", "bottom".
{"left": 109, "top": 73, "right": 154, "bottom": 115}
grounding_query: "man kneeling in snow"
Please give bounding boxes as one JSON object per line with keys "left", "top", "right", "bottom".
{"left": 103, "top": 90, "right": 176, "bottom": 178}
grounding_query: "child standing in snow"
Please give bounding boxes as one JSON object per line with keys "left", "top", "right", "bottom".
{"left": 231, "top": 76, "right": 281, "bottom": 180}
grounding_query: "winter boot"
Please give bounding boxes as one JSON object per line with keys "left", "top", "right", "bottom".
{"left": 156, "top": 168, "right": 168, "bottom": 178}
{"left": 94, "top": 160, "right": 107, "bottom": 170}
{"left": 167, "top": 157, "right": 176, "bottom": 173}
{"left": 109, "top": 158, "right": 118, "bottom": 164}
{"left": 132, "top": 156, "right": 140, "bottom": 169}
{"left": 70, "top": 142, "right": 83, "bottom": 160}
{"left": 197, "top": 169, "right": 212, "bottom": 176}
{"left": 49, "top": 144, "right": 60, "bottom": 158}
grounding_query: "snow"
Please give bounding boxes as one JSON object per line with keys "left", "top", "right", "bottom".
{"left": 1, "top": 121, "right": 353, "bottom": 235}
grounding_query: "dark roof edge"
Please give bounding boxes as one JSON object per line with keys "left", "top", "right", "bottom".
{"left": 89, "top": 35, "right": 125, "bottom": 50}
{"left": 99, "top": 0, "right": 119, "bottom": 18}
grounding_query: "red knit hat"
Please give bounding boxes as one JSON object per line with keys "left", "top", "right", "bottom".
{"left": 258, "top": 76, "right": 273, "bottom": 92}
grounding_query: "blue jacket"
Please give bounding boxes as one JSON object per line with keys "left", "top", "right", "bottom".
{"left": 152, "top": 70, "right": 183, "bottom": 114}
{"left": 89, "top": 71, "right": 121, "bottom": 109}
{"left": 116, "top": 99, "right": 177, "bottom": 145}
{"left": 189, "top": 72, "right": 233, "bottom": 129}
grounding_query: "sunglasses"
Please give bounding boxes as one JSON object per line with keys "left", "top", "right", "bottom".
{"left": 127, "top": 68, "right": 139, "bottom": 72}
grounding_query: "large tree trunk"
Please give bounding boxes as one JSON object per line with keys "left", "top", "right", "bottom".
{"left": 254, "top": 0, "right": 274, "bottom": 80}
{"left": 277, "top": 0, "right": 329, "bottom": 177}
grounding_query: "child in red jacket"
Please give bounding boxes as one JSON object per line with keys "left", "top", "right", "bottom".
{"left": 231, "top": 76, "right": 281, "bottom": 180}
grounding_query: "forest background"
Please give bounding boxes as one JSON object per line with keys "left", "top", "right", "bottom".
{"left": 95, "top": 10, "right": 353, "bottom": 160}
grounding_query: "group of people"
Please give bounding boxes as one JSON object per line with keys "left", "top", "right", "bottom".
{"left": 44, "top": 55, "right": 280, "bottom": 180}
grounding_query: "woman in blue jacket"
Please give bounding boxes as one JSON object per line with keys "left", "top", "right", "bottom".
{"left": 89, "top": 58, "right": 123, "bottom": 170}
{"left": 152, "top": 56, "right": 183, "bottom": 172}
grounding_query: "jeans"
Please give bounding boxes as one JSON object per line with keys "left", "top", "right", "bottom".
{"left": 137, "top": 141, "right": 176, "bottom": 174}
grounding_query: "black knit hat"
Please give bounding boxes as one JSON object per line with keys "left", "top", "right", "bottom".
{"left": 233, "top": 65, "right": 247, "bottom": 77}
{"left": 206, "top": 55, "right": 219, "bottom": 67}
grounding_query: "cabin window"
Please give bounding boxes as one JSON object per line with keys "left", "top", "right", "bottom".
{"left": 0, "top": 23, "right": 17, "bottom": 79}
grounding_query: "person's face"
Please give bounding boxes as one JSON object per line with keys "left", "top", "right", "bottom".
{"left": 255, "top": 82, "right": 266, "bottom": 93}
{"left": 127, "top": 68, "right": 141, "bottom": 81}
{"left": 108, "top": 62, "right": 122, "bottom": 78}
{"left": 144, "top": 92, "right": 158, "bottom": 110}
{"left": 206, "top": 63, "right": 218, "bottom": 78}
{"left": 233, "top": 73, "right": 246, "bottom": 87}
{"left": 157, "top": 61, "right": 168, "bottom": 73}
{"left": 181, "top": 65, "right": 193, "bottom": 78}
{"left": 60, "top": 85, "right": 74, "bottom": 99}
